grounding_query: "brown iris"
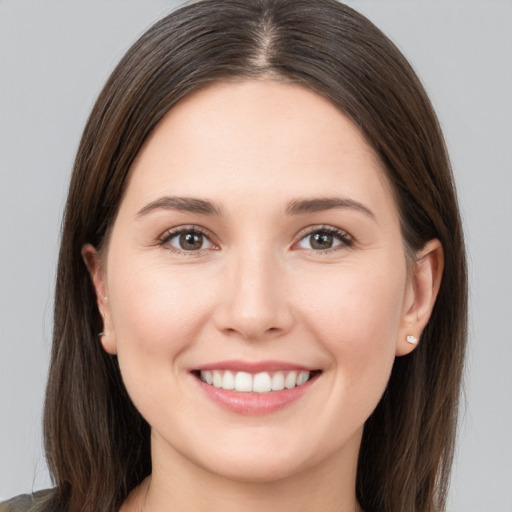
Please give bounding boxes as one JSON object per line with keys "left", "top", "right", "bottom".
{"left": 310, "top": 231, "right": 335, "bottom": 250}
{"left": 179, "top": 232, "right": 204, "bottom": 250}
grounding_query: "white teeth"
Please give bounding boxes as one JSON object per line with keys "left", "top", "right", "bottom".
{"left": 284, "top": 371, "right": 298, "bottom": 389}
{"left": 234, "top": 371, "right": 253, "bottom": 392}
{"left": 199, "top": 369, "right": 312, "bottom": 393}
{"left": 222, "top": 370, "right": 235, "bottom": 390}
{"left": 203, "top": 370, "right": 213, "bottom": 385}
{"left": 297, "top": 371, "right": 310, "bottom": 386}
{"left": 212, "top": 370, "right": 222, "bottom": 388}
{"left": 253, "top": 372, "right": 272, "bottom": 393}
{"left": 271, "top": 372, "right": 285, "bottom": 391}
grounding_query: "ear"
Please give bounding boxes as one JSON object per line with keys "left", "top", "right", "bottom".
{"left": 81, "top": 243, "right": 117, "bottom": 355}
{"left": 396, "top": 239, "right": 444, "bottom": 356}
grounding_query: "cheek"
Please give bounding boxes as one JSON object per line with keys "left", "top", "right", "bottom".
{"left": 112, "top": 258, "right": 210, "bottom": 332}
{"left": 296, "top": 259, "right": 406, "bottom": 379}
{"left": 107, "top": 259, "right": 214, "bottom": 389}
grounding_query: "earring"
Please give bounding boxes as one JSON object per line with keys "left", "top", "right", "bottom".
{"left": 98, "top": 305, "right": 108, "bottom": 338}
{"left": 406, "top": 335, "right": 417, "bottom": 345}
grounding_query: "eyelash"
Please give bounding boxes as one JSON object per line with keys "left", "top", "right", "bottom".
{"left": 159, "top": 226, "right": 217, "bottom": 255}
{"left": 158, "top": 225, "right": 354, "bottom": 255}
{"left": 294, "top": 225, "right": 354, "bottom": 253}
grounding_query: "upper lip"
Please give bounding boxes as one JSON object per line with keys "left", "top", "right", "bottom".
{"left": 193, "top": 360, "right": 318, "bottom": 373}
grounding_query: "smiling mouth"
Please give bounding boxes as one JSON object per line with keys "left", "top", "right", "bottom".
{"left": 193, "top": 369, "right": 321, "bottom": 393}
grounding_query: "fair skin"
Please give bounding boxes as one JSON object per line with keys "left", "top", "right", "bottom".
{"left": 83, "top": 80, "right": 443, "bottom": 512}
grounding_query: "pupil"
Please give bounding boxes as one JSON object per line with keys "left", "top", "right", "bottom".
{"left": 180, "top": 232, "right": 203, "bottom": 250}
{"left": 311, "top": 232, "right": 333, "bottom": 250}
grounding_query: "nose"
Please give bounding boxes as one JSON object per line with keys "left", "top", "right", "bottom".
{"left": 213, "top": 249, "right": 294, "bottom": 342}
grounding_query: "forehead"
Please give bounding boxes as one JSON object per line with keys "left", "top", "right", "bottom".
{"left": 123, "top": 80, "right": 397, "bottom": 219}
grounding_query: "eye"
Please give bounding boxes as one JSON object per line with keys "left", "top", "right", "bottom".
{"left": 160, "top": 227, "right": 215, "bottom": 253}
{"left": 296, "top": 226, "right": 353, "bottom": 252}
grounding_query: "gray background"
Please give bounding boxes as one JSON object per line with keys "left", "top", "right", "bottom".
{"left": 1, "top": 1, "right": 511, "bottom": 510}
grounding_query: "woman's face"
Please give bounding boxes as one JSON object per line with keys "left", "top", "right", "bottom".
{"left": 86, "top": 80, "right": 438, "bottom": 484}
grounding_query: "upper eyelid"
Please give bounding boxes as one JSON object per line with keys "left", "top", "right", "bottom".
{"left": 294, "top": 224, "right": 353, "bottom": 242}
{"left": 159, "top": 225, "right": 214, "bottom": 242}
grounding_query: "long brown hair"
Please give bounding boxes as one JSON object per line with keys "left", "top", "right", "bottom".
{"left": 41, "top": 1, "right": 467, "bottom": 511}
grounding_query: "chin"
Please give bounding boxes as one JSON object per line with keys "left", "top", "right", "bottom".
{"left": 199, "top": 451, "right": 314, "bottom": 484}
{"left": 175, "top": 424, "right": 361, "bottom": 486}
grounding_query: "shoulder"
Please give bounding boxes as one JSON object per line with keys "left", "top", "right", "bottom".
{"left": 0, "top": 490, "right": 55, "bottom": 512}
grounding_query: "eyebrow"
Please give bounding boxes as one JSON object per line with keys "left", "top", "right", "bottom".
{"left": 137, "top": 196, "right": 223, "bottom": 217}
{"left": 136, "top": 195, "right": 375, "bottom": 221}
{"left": 286, "top": 197, "right": 376, "bottom": 220}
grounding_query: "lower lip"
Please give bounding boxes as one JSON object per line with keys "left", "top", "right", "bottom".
{"left": 194, "top": 374, "right": 319, "bottom": 415}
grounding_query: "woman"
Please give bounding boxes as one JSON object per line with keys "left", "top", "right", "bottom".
{"left": 1, "top": 0, "right": 467, "bottom": 511}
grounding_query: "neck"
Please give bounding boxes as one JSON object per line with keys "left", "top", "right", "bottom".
{"left": 122, "top": 429, "right": 363, "bottom": 512}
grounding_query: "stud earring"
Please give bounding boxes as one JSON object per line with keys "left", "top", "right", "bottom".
{"left": 406, "top": 335, "right": 417, "bottom": 345}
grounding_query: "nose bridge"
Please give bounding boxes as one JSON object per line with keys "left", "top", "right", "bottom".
{"left": 216, "top": 243, "right": 291, "bottom": 340}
